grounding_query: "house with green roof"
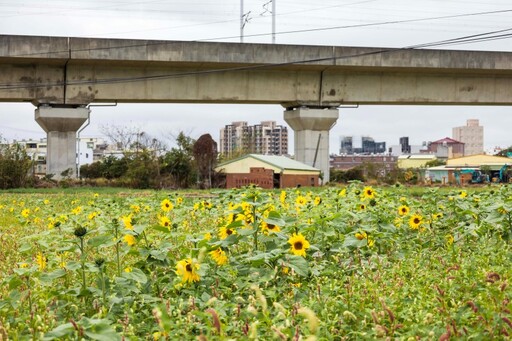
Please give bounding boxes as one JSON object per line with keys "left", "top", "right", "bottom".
{"left": 215, "top": 154, "right": 321, "bottom": 189}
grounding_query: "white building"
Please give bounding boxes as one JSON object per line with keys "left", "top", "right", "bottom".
{"left": 12, "top": 138, "right": 47, "bottom": 176}
{"left": 452, "top": 119, "right": 484, "bottom": 156}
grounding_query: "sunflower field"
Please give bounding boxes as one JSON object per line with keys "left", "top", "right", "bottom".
{"left": 0, "top": 184, "right": 511, "bottom": 340}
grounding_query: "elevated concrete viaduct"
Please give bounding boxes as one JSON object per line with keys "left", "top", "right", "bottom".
{"left": 1, "top": 35, "right": 512, "bottom": 181}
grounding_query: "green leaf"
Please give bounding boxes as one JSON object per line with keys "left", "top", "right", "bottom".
{"left": 65, "top": 261, "right": 81, "bottom": 271}
{"left": 18, "top": 242, "right": 33, "bottom": 253}
{"left": 88, "top": 235, "right": 115, "bottom": 248}
{"left": 343, "top": 236, "right": 366, "bottom": 248}
{"left": 264, "top": 211, "right": 286, "bottom": 227}
{"left": 153, "top": 224, "right": 171, "bottom": 233}
{"left": 283, "top": 255, "right": 310, "bottom": 277}
{"left": 81, "top": 318, "right": 122, "bottom": 341}
{"left": 226, "top": 219, "right": 244, "bottom": 229}
{"left": 122, "top": 268, "right": 147, "bottom": 284}
{"left": 85, "top": 331, "right": 122, "bottom": 341}
{"left": 133, "top": 223, "right": 148, "bottom": 235}
{"left": 40, "top": 269, "right": 67, "bottom": 284}
{"left": 43, "top": 323, "right": 74, "bottom": 340}
{"left": 237, "top": 228, "right": 255, "bottom": 236}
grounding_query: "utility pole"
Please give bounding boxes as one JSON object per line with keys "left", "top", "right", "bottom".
{"left": 272, "top": 0, "right": 276, "bottom": 44}
{"left": 240, "top": 0, "right": 244, "bottom": 42}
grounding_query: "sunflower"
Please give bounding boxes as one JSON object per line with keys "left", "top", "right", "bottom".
{"left": 355, "top": 231, "right": 368, "bottom": 240}
{"left": 176, "top": 258, "right": 200, "bottom": 283}
{"left": 72, "top": 206, "right": 82, "bottom": 215}
{"left": 123, "top": 234, "right": 136, "bottom": 246}
{"left": 409, "top": 214, "right": 423, "bottom": 230}
{"left": 219, "top": 226, "right": 237, "bottom": 239}
{"left": 296, "top": 196, "right": 307, "bottom": 206}
{"left": 36, "top": 252, "right": 46, "bottom": 271}
{"left": 338, "top": 188, "right": 347, "bottom": 197}
{"left": 459, "top": 191, "right": 468, "bottom": 199}
{"left": 161, "top": 198, "right": 174, "bottom": 212}
{"left": 288, "top": 233, "right": 310, "bottom": 257}
{"left": 367, "top": 238, "right": 375, "bottom": 248}
{"left": 209, "top": 248, "right": 228, "bottom": 266}
{"left": 261, "top": 221, "right": 281, "bottom": 234}
{"left": 359, "top": 204, "right": 366, "bottom": 211}
{"left": 363, "top": 186, "right": 375, "bottom": 199}
{"left": 88, "top": 211, "right": 99, "bottom": 220}
{"left": 314, "top": 196, "right": 322, "bottom": 206}
{"left": 159, "top": 216, "right": 172, "bottom": 229}
{"left": 279, "top": 191, "right": 287, "bottom": 204}
{"left": 433, "top": 212, "right": 443, "bottom": 220}
{"left": 121, "top": 214, "right": 133, "bottom": 230}
{"left": 398, "top": 205, "right": 410, "bottom": 216}
{"left": 21, "top": 208, "right": 30, "bottom": 218}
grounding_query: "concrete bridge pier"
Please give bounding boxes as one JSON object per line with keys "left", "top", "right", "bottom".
{"left": 284, "top": 107, "right": 339, "bottom": 184}
{"left": 35, "top": 106, "right": 90, "bottom": 179}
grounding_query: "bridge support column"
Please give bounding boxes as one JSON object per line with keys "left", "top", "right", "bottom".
{"left": 284, "top": 107, "right": 339, "bottom": 184}
{"left": 35, "top": 106, "right": 90, "bottom": 179}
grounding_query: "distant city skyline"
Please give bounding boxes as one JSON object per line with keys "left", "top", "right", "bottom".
{"left": 2, "top": 104, "right": 508, "bottom": 155}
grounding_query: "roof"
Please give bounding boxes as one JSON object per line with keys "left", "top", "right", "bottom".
{"left": 216, "top": 154, "right": 320, "bottom": 172}
{"left": 446, "top": 154, "right": 512, "bottom": 166}
{"left": 398, "top": 154, "right": 437, "bottom": 160}
{"left": 430, "top": 137, "right": 464, "bottom": 145}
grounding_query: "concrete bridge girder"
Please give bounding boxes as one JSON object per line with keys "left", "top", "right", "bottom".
{"left": 33, "top": 66, "right": 512, "bottom": 106}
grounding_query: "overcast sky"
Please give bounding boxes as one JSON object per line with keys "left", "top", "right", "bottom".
{"left": 1, "top": 0, "right": 512, "bottom": 153}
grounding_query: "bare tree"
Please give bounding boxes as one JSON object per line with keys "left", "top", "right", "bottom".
{"left": 100, "top": 123, "right": 167, "bottom": 155}
{"left": 99, "top": 123, "right": 142, "bottom": 151}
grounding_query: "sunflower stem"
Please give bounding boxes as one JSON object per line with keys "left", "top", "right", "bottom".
{"left": 252, "top": 204, "right": 258, "bottom": 252}
{"left": 80, "top": 236, "right": 86, "bottom": 291}
{"left": 113, "top": 222, "right": 121, "bottom": 277}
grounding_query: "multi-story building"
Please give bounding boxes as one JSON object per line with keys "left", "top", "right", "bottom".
{"left": 11, "top": 137, "right": 108, "bottom": 177}
{"left": 220, "top": 121, "right": 288, "bottom": 156}
{"left": 14, "top": 138, "right": 47, "bottom": 176}
{"left": 339, "top": 136, "right": 386, "bottom": 155}
{"left": 424, "top": 137, "right": 465, "bottom": 159}
{"left": 452, "top": 119, "right": 484, "bottom": 156}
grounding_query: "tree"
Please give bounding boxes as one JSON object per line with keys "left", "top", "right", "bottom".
{"left": 497, "top": 146, "right": 512, "bottom": 157}
{"left": 99, "top": 123, "right": 142, "bottom": 151}
{"left": 0, "top": 138, "right": 33, "bottom": 189}
{"left": 160, "top": 132, "right": 196, "bottom": 188}
{"left": 193, "top": 134, "right": 218, "bottom": 189}
{"left": 425, "top": 159, "right": 446, "bottom": 167}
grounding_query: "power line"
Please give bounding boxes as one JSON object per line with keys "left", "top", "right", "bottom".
{"left": 198, "top": 8, "right": 512, "bottom": 42}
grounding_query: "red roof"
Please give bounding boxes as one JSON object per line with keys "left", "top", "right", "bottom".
{"left": 430, "top": 137, "right": 464, "bottom": 145}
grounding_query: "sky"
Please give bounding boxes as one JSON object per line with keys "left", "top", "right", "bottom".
{"left": 0, "top": 0, "right": 512, "bottom": 153}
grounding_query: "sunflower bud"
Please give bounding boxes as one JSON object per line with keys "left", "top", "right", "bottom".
{"left": 94, "top": 258, "right": 105, "bottom": 268}
{"left": 73, "top": 226, "right": 87, "bottom": 238}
